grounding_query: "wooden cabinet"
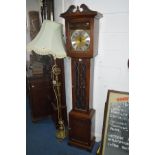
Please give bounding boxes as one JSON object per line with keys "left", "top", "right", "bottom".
{"left": 27, "top": 58, "right": 68, "bottom": 126}
{"left": 28, "top": 76, "right": 53, "bottom": 121}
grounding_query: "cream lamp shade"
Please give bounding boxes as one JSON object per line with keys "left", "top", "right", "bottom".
{"left": 26, "top": 20, "right": 66, "bottom": 59}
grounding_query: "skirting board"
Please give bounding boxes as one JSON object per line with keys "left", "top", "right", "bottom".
{"left": 95, "top": 133, "right": 102, "bottom": 142}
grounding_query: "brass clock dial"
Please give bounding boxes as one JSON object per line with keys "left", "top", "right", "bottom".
{"left": 71, "top": 29, "right": 90, "bottom": 52}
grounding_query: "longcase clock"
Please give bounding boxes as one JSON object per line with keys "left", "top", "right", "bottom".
{"left": 61, "top": 4, "right": 102, "bottom": 151}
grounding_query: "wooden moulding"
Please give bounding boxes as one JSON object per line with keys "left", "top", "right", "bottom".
{"left": 60, "top": 4, "right": 102, "bottom": 19}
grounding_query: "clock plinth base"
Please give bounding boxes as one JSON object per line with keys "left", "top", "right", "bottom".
{"left": 68, "top": 136, "right": 95, "bottom": 151}
{"left": 68, "top": 109, "right": 95, "bottom": 151}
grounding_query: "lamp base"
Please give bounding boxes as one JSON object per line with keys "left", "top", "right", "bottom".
{"left": 56, "top": 120, "right": 66, "bottom": 140}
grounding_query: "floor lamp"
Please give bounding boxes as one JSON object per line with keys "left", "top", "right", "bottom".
{"left": 27, "top": 20, "right": 67, "bottom": 140}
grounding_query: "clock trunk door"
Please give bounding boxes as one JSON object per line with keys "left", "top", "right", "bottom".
{"left": 71, "top": 58, "right": 90, "bottom": 112}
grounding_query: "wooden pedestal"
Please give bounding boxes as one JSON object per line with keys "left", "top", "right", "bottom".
{"left": 68, "top": 109, "right": 95, "bottom": 151}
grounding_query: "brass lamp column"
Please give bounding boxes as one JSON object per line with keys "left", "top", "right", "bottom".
{"left": 52, "top": 59, "right": 65, "bottom": 139}
{"left": 27, "top": 20, "right": 67, "bottom": 140}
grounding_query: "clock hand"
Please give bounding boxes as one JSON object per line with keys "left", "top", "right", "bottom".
{"left": 79, "top": 36, "right": 81, "bottom": 43}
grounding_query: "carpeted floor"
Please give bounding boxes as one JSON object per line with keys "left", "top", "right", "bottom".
{"left": 26, "top": 97, "right": 100, "bottom": 155}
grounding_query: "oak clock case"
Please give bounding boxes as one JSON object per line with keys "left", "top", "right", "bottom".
{"left": 61, "top": 4, "right": 102, "bottom": 151}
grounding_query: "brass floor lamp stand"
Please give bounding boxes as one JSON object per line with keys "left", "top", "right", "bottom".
{"left": 51, "top": 58, "right": 66, "bottom": 140}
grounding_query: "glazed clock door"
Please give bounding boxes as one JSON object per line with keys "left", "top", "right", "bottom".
{"left": 71, "top": 58, "right": 90, "bottom": 112}
{"left": 66, "top": 18, "right": 93, "bottom": 58}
